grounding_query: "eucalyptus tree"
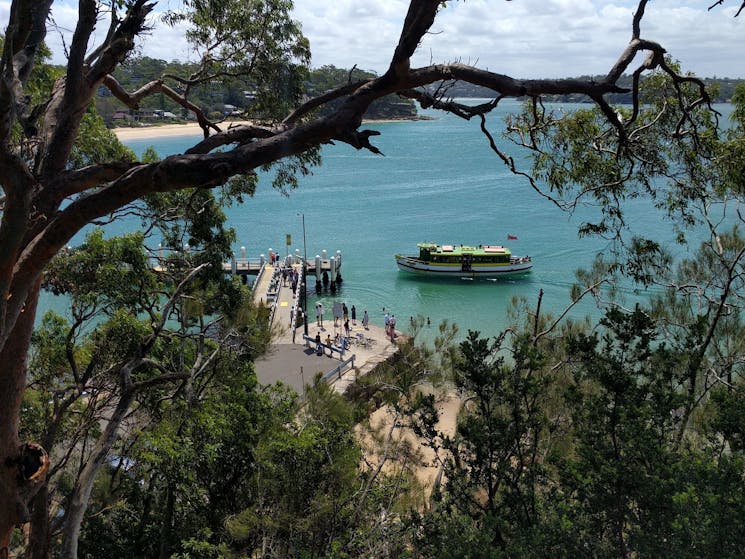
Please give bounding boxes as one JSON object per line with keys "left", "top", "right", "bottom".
{"left": 21, "top": 224, "right": 270, "bottom": 559}
{"left": 1, "top": 0, "right": 742, "bottom": 552}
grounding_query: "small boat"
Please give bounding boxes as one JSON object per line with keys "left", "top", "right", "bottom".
{"left": 395, "top": 242, "right": 533, "bottom": 278}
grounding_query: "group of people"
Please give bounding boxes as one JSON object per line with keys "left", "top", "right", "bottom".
{"left": 311, "top": 301, "right": 373, "bottom": 356}
{"left": 315, "top": 301, "right": 370, "bottom": 331}
{"left": 281, "top": 266, "right": 300, "bottom": 293}
{"left": 312, "top": 327, "right": 353, "bottom": 357}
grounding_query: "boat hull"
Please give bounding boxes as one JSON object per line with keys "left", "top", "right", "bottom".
{"left": 395, "top": 255, "right": 532, "bottom": 278}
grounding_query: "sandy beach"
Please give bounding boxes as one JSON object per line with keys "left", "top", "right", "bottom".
{"left": 112, "top": 117, "right": 428, "bottom": 142}
{"left": 113, "top": 121, "right": 253, "bottom": 141}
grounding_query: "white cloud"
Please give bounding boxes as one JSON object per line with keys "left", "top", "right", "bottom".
{"left": 0, "top": 1, "right": 741, "bottom": 78}
{"left": 295, "top": 0, "right": 745, "bottom": 78}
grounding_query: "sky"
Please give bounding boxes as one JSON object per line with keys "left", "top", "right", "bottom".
{"left": 4, "top": 0, "right": 744, "bottom": 79}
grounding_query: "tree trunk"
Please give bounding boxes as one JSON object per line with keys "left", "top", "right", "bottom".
{"left": 158, "top": 482, "right": 176, "bottom": 559}
{"left": 27, "top": 416, "right": 67, "bottom": 559}
{"left": 0, "top": 280, "right": 44, "bottom": 556}
{"left": 26, "top": 485, "right": 51, "bottom": 559}
{"left": 58, "top": 390, "right": 134, "bottom": 559}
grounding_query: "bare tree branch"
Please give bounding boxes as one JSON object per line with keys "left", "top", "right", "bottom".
{"left": 708, "top": 0, "right": 745, "bottom": 16}
{"left": 103, "top": 74, "right": 219, "bottom": 137}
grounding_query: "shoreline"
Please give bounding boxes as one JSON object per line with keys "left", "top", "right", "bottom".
{"left": 112, "top": 116, "right": 432, "bottom": 142}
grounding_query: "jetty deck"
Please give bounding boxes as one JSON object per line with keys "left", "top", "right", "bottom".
{"left": 223, "top": 255, "right": 340, "bottom": 277}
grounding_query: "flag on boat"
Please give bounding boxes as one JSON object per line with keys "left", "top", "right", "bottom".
{"left": 507, "top": 234, "right": 518, "bottom": 240}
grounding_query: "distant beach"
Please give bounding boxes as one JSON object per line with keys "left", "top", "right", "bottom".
{"left": 113, "top": 121, "right": 245, "bottom": 141}
{"left": 112, "top": 116, "right": 431, "bottom": 142}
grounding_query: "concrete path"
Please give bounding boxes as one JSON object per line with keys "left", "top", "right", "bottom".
{"left": 254, "top": 311, "right": 401, "bottom": 395}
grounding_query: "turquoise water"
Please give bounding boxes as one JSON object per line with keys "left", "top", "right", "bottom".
{"left": 45, "top": 100, "right": 731, "bottom": 338}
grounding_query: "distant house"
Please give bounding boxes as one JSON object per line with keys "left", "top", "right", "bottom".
{"left": 112, "top": 109, "right": 177, "bottom": 122}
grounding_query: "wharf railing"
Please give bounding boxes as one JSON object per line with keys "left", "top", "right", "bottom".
{"left": 289, "top": 261, "right": 305, "bottom": 340}
{"left": 324, "top": 355, "right": 356, "bottom": 383}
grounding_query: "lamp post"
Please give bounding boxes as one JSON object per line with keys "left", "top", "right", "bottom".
{"left": 299, "top": 213, "right": 308, "bottom": 335}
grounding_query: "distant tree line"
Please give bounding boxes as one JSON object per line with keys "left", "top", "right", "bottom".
{"left": 302, "top": 65, "right": 419, "bottom": 120}
{"left": 94, "top": 57, "right": 738, "bottom": 128}
{"left": 94, "top": 58, "right": 418, "bottom": 126}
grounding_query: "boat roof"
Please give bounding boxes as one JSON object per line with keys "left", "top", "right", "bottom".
{"left": 417, "top": 242, "right": 512, "bottom": 256}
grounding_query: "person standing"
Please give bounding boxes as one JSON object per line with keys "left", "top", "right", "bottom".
{"left": 315, "top": 332, "right": 322, "bottom": 355}
{"left": 318, "top": 302, "right": 324, "bottom": 328}
{"left": 351, "top": 305, "right": 357, "bottom": 324}
{"left": 384, "top": 312, "right": 390, "bottom": 335}
{"left": 362, "top": 310, "right": 369, "bottom": 330}
{"left": 390, "top": 315, "right": 397, "bottom": 342}
{"left": 344, "top": 319, "right": 350, "bottom": 338}
{"left": 332, "top": 301, "right": 342, "bottom": 327}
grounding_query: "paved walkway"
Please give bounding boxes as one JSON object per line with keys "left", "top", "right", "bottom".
{"left": 250, "top": 260, "right": 402, "bottom": 394}
{"left": 254, "top": 309, "right": 401, "bottom": 394}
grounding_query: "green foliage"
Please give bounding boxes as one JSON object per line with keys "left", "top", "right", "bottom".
{"left": 103, "top": 0, "right": 311, "bottom": 123}
{"left": 507, "top": 64, "right": 724, "bottom": 286}
{"left": 729, "top": 82, "right": 745, "bottom": 126}
{"left": 405, "top": 300, "right": 745, "bottom": 558}
{"left": 556, "top": 308, "right": 685, "bottom": 555}
{"left": 223, "top": 374, "right": 360, "bottom": 557}
{"left": 408, "top": 328, "right": 556, "bottom": 557}
{"left": 70, "top": 104, "right": 137, "bottom": 167}
{"left": 177, "top": 0, "right": 310, "bottom": 118}
{"left": 77, "top": 368, "right": 365, "bottom": 559}
{"left": 42, "top": 229, "right": 156, "bottom": 311}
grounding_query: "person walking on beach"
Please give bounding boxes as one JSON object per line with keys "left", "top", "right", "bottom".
{"left": 384, "top": 312, "right": 390, "bottom": 335}
{"left": 362, "top": 310, "right": 369, "bottom": 329}
{"left": 390, "top": 315, "right": 397, "bottom": 342}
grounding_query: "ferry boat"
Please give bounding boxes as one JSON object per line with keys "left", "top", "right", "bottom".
{"left": 395, "top": 242, "right": 533, "bottom": 278}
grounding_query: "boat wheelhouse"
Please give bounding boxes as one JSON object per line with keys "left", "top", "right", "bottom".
{"left": 395, "top": 242, "right": 532, "bottom": 278}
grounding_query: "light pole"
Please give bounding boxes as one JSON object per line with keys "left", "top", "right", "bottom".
{"left": 299, "top": 213, "right": 308, "bottom": 335}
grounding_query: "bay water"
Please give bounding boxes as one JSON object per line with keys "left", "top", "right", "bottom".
{"left": 44, "top": 100, "right": 731, "bottom": 339}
